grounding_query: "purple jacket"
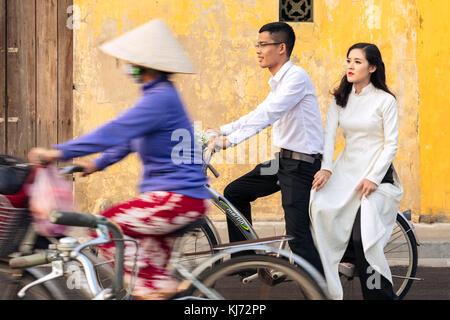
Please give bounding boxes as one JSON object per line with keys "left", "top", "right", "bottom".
{"left": 55, "top": 76, "right": 209, "bottom": 199}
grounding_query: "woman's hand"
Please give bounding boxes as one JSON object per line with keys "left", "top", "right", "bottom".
{"left": 312, "top": 170, "right": 332, "bottom": 191}
{"left": 355, "top": 179, "right": 378, "bottom": 200}
{"left": 74, "top": 160, "right": 99, "bottom": 177}
{"left": 28, "top": 148, "right": 63, "bottom": 166}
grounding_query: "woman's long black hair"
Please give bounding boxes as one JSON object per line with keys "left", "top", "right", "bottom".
{"left": 333, "top": 43, "right": 395, "bottom": 108}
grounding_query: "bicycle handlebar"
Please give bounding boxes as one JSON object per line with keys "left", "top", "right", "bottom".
{"left": 207, "top": 163, "right": 220, "bottom": 178}
{"left": 59, "top": 165, "right": 85, "bottom": 175}
{"left": 49, "top": 211, "right": 104, "bottom": 228}
{"left": 9, "top": 253, "right": 50, "bottom": 269}
{"left": 203, "top": 149, "right": 220, "bottom": 178}
{"left": 49, "top": 210, "right": 125, "bottom": 296}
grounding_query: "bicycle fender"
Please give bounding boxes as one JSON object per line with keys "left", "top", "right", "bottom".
{"left": 397, "top": 211, "right": 420, "bottom": 246}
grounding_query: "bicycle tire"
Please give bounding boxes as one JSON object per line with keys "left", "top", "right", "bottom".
{"left": 175, "top": 217, "right": 221, "bottom": 271}
{"left": 184, "top": 255, "right": 328, "bottom": 300}
{"left": 340, "top": 213, "right": 418, "bottom": 300}
{"left": 388, "top": 214, "right": 418, "bottom": 299}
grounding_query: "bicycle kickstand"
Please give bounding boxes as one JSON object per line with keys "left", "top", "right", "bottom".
{"left": 17, "top": 260, "right": 64, "bottom": 298}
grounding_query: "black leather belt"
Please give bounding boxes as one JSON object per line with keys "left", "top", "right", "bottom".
{"left": 280, "top": 149, "right": 322, "bottom": 164}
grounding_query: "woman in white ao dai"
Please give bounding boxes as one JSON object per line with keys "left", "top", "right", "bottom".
{"left": 310, "top": 43, "right": 403, "bottom": 300}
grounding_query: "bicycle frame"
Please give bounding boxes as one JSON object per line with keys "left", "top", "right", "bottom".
{"left": 13, "top": 219, "right": 328, "bottom": 300}
{"left": 201, "top": 148, "right": 262, "bottom": 243}
{"left": 204, "top": 185, "right": 258, "bottom": 241}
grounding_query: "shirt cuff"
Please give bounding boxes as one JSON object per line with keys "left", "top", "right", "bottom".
{"left": 225, "top": 131, "right": 245, "bottom": 146}
{"left": 220, "top": 123, "right": 235, "bottom": 136}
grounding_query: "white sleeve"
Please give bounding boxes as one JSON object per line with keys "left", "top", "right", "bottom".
{"left": 365, "top": 98, "right": 399, "bottom": 185}
{"left": 226, "top": 72, "right": 307, "bottom": 146}
{"left": 219, "top": 106, "right": 263, "bottom": 136}
{"left": 320, "top": 98, "right": 339, "bottom": 172}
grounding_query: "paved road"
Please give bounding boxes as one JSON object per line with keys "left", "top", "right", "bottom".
{"left": 334, "top": 266, "right": 449, "bottom": 300}
{"left": 210, "top": 267, "right": 449, "bottom": 300}
{"left": 403, "top": 267, "right": 449, "bottom": 300}
{"left": 339, "top": 266, "right": 449, "bottom": 300}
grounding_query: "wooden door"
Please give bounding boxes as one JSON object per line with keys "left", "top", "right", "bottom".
{"left": 0, "top": 0, "right": 73, "bottom": 160}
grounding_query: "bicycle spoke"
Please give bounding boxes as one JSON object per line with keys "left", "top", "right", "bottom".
{"left": 386, "top": 232, "right": 407, "bottom": 246}
{"left": 384, "top": 242, "right": 408, "bottom": 254}
{"left": 391, "top": 274, "right": 423, "bottom": 281}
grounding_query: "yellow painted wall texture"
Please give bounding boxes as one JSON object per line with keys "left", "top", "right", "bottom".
{"left": 71, "top": 0, "right": 448, "bottom": 222}
{"left": 417, "top": 0, "right": 450, "bottom": 222}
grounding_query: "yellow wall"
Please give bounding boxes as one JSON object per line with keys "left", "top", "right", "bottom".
{"left": 71, "top": 0, "right": 448, "bottom": 222}
{"left": 417, "top": 0, "right": 450, "bottom": 222}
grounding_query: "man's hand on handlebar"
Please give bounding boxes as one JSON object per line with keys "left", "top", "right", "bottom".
{"left": 208, "top": 136, "right": 231, "bottom": 153}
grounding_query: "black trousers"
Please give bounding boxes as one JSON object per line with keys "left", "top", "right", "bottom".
{"left": 341, "top": 165, "right": 397, "bottom": 300}
{"left": 224, "top": 155, "right": 324, "bottom": 276}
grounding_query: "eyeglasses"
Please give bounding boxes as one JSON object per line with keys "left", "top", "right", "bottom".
{"left": 254, "top": 42, "right": 283, "bottom": 48}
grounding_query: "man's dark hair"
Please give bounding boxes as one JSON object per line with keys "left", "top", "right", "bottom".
{"left": 259, "top": 22, "right": 295, "bottom": 57}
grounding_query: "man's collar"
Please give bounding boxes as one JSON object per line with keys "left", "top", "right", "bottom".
{"left": 269, "top": 60, "right": 293, "bottom": 87}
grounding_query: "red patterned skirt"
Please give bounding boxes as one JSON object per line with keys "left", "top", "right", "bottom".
{"left": 97, "top": 191, "right": 208, "bottom": 298}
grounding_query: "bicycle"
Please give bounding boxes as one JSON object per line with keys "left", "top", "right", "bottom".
{"left": 177, "top": 148, "right": 421, "bottom": 300}
{"left": 1, "top": 164, "right": 329, "bottom": 300}
{"left": 4, "top": 209, "right": 329, "bottom": 300}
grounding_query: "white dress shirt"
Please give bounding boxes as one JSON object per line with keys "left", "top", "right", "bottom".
{"left": 220, "top": 60, "right": 324, "bottom": 155}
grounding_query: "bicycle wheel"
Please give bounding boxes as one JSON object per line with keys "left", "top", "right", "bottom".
{"left": 185, "top": 255, "right": 328, "bottom": 300}
{"left": 384, "top": 213, "right": 418, "bottom": 299}
{"left": 174, "top": 217, "right": 220, "bottom": 271}
{"left": 340, "top": 213, "right": 418, "bottom": 300}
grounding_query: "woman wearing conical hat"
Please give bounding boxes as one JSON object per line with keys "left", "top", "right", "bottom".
{"left": 28, "top": 19, "right": 209, "bottom": 299}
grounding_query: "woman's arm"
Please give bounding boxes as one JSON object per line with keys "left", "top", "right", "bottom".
{"left": 320, "top": 98, "right": 339, "bottom": 172}
{"left": 54, "top": 92, "right": 169, "bottom": 161}
{"left": 365, "top": 97, "right": 399, "bottom": 185}
{"left": 94, "top": 142, "right": 133, "bottom": 171}
{"left": 312, "top": 99, "right": 339, "bottom": 191}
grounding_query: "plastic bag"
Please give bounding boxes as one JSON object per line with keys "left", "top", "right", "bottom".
{"left": 29, "top": 164, "right": 73, "bottom": 237}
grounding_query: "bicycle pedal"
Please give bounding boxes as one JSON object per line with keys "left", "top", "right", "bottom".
{"left": 258, "top": 269, "right": 286, "bottom": 286}
{"left": 338, "top": 262, "right": 356, "bottom": 278}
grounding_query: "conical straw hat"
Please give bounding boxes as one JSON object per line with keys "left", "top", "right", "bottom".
{"left": 100, "top": 19, "right": 195, "bottom": 74}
